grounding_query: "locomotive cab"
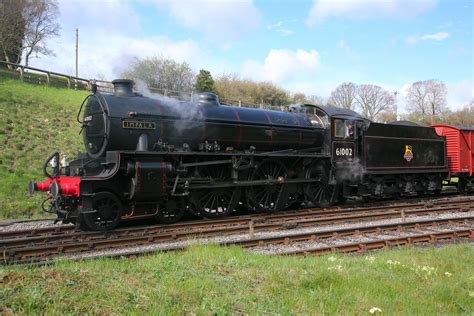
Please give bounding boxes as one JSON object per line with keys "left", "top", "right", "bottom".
{"left": 311, "top": 105, "right": 367, "bottom": 175}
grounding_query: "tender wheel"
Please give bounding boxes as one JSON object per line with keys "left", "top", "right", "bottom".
{"left": 458, "top": 177, "right": 468, "bottom": 195}
{"left": 246, "top": 158, "right": 288, "bottom": 212}
{"left": 190, "top": 166, "right": 240, "bottom": 218}
{"left": 156, "top": 197, "right": 186, "bottom": 224}
{"left": 82, "top": 192, "right": 122, "bottom": 231}
{"left": 304, "top": 161, "right": 337, "bottom": 208}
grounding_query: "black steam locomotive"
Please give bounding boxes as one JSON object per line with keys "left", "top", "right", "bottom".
{"left": 29, "top": 79, "right": 448, "bottom": 230}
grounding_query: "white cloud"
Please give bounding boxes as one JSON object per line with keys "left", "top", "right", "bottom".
{"left": 148, "top": 0, "right": 261, "bottom": 42}
{"left": 267, "top": 21, "right": 294, "bottom": 36}
{"left": 58, "top": 0, "right": 142, "bottom": 35}
{"left": 31, "top": 34, "right": 203, "bottom": 79}
{"left": 242, "top": 49, "right": 321, "bottom": 83}
{"left": 306, "top": 0, "right": 437, "bottom": 25}
{"left": 406, "top": 31, "right": 449, "bottom": 44}
{"left": 446, "top": 80, "right": 473, "bottom": 111}
{"left": 29, "top": 0, "right": 204, "bottom": 79}
{"left": 336, "top": 39, "right": 359, "bottom": 61}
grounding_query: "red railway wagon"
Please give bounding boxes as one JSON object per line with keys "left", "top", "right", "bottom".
{"left": 432, "top": 124, "right": 474, "bottom": 193}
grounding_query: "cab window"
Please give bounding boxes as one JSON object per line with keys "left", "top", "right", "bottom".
{"left": 334, "top": 119, "right": 355, "bottom": 139}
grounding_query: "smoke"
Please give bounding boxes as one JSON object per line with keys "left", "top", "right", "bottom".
{"left": 336, "top": 158, "right": 364, "bottom": 182}
{"left": 133, "top": 79, "right": 204, "bottom": 134}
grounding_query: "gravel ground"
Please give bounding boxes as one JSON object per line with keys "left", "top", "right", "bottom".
{"left": 0, "top": 219, "right": 72, "bottom": 232}
{"left": 58, "top": 210, "right": 474, "bottom": 262}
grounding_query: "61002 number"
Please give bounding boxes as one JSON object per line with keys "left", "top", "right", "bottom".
{"left": 335, "top": 148, "right": 353, "bottom": 156}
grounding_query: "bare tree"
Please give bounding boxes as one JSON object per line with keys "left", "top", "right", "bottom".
{"left": 22, "top": 0, "right": 60, "bottom": 66}
{"left": 122, "top": 56, "right": 195, "bottom": 92}
{"left": 328, "top": 82, "right": 357, "bottom": 109}
{"left": 0, "top": 0, "right": 25, "bottom": 65}
{"left": 355, "top": 84, "right": 394, "bottom": 121}
{"left": 406, "top": 79, "right": 447, "bottom": 123}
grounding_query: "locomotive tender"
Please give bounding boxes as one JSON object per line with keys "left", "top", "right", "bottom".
{"left": 29, "top": 79, "right": 458, "bottom": 231}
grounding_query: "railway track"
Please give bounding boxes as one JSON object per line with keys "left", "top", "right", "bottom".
{"left": 2, "top": 195, "right": 472, "bottom": 240}
{"left": 2, "top": 196, "right": 473, "bottom": 265}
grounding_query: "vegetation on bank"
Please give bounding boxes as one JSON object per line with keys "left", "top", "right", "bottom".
{"left": 0, "top": 77, "right": 88, "bottom": 219}
{"left": 2, "top": 244, "right": 473, "bottom": 314}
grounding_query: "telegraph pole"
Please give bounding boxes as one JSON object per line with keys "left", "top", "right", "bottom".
{"left": 75, "top": 28, "right": 78, "bottom": 78}
{"left": 393, "top": 91, "right": 399, "bottom": 121}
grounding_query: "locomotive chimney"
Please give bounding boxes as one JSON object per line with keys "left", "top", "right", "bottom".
{"left": 112, "top": 79, "right": 134, "bottom": 97}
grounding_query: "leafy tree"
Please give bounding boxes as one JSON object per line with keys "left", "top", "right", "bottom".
{"left": 214, "top": 73, "right": 289, "bottom": 106}
{"left": 122, "top": 56, "right": 195, "bottom": 92}
{"left": 441, "top": 100, "right": 474, "bottom": 126}
{"left": 194, "top": 69, "right": 215, "bottom": 93}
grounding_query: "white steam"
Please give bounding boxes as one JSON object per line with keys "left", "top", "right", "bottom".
{"left": 133, "top": 79, "right": 204, "bottom": 134}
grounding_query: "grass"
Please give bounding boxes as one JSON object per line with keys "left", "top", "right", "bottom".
{"left": 1, "top": 244, "right": 473, "bottom": 314}
{"left": 0, "top": 77, "right": 89, "bottom": 219}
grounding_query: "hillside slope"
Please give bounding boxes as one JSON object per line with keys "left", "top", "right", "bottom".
{"left": 0, "top": 78, "right": 89, "bottom": 219}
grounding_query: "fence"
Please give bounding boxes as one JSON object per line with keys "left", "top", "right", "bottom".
{"left": 0, "top": 60, "right": 287, "bottom": 111}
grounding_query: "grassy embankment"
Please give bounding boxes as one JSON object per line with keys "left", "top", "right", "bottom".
{"left": 0, "top": 77, "right": 89, "bottom": 219}
{"left": 1, "top": 244, "right": 473, "bottom": 314}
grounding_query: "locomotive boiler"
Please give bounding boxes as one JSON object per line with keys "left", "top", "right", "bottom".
{"left": 30, "top": 79, "right": 334, "bottom": 230}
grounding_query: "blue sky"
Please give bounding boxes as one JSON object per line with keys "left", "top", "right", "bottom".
{"left": 32, "top": 0, "right": 473, "bottom": 111}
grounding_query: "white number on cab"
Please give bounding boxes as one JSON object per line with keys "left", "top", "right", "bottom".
{"left": 335, "top": 148, "right": 353, "bottom": 156}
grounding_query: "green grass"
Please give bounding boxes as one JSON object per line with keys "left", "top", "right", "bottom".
{"left": 1, "top": 244, "right": 473, "bottom": 314}
{"left": 0, "top": 77, "right": 89, "bottom": 219}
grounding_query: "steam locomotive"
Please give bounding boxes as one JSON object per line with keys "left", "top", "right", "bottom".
{"left": 29, "top": 79, "right": 472, "bottom": 231}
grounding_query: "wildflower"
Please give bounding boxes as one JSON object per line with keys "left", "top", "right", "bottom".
{"left": 469, "top": 291, "right": 474, "bottom": 297}
{"left": 369, "top": 307, "right": 382, "bottom": 314}
{"left": 328, "top": 265, "right": 343, "bottom": 272}
{"left": 386, "top": 260, "right": 400, "bottom": 265}
{"left": 421, "top": 266, "right": 436, "bottom": 275}
{"left": 444, "top": 272, "right": 452, "bottom": 277}
{"left": 327, "top": 256, "right": 337, "bottom": 262}
{"left": 365, "top": 256, "right": 375, "bottom": 262}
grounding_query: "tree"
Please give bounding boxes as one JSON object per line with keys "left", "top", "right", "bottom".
{"left": 442, "top": 100, "right": 474, "bottom": 126}
{"left": 0, "top": 0, "right": 26, "bottom": 66}
{"left": 122, "top": 56, "right": 195, "bottom": 92}
{"left": 355, "top": 84, "right": 394, "bottom": 121}
{"left": 329, "top": 82, "right": 357, "bottom": 109}
{"left": 290, "top": 92, "right": 324, "bottom": 105}
{"left": 194, "top": 69, "right": 215, "bottom": 93}
{"left": 406, "top": 79, "right": 447, "bottom": 124}
{"left": 214, "top": 73, "right": 289, "bottom": 106}
{"left": 22, "top": 0, "right": 60, "bottom": 66}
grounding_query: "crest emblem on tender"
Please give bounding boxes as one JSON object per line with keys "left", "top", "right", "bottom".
{"left": 404, "top": 145, "right": 413, "bottom": 162}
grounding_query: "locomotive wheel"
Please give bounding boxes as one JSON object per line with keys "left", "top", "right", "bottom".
{"left": 156, "top": 197, "right": 186, "bottom": 224}
{"left": 82, "top": 192, "right": 122, "bottom": 231}
{"left": 304, "top": 161, "right": 337, "bottom": 208}
{"left": 190, "top": 166, "right": 240, "bottom": 218}
{"left": 246, "top": 159, "right": 288, "bottom": 213}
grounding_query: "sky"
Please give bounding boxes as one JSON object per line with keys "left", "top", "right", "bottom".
{"left": 29, "top": 0, "right": 473, "bottom": 112}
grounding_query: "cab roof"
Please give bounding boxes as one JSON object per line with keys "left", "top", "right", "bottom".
{"left": 312, "top": 105, "right": 365, "bottom": 120}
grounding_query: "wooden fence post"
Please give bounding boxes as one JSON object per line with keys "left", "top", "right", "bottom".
{"left": 67, "top": 76, "right": 71, "bottom": 89}
{"left": 19, "top": 67, "right": 24, "bottom": 81}
{"left": 46, "top": 72, "right": 51, "bottom": 86}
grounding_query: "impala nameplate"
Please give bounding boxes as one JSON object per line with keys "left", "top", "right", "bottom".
{"left": 122, "top": 120, "right": 156, "bottom": 130}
